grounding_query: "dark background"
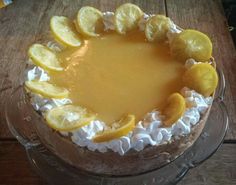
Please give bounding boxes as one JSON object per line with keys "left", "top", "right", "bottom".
{"left": 223, "top": 0, "right": 236, "bottom": 45}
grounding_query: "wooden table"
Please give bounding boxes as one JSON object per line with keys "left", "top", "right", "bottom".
{"left": 0, "top": 0, "right": 236, "bottom": 184}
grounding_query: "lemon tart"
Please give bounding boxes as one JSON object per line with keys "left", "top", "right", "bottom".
{"left": 24, "top": 3, "right": 218, "bottom": 175}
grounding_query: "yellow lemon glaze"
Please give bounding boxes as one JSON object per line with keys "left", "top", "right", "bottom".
{"left": 49, "top": 31, "right": 185, "bottom": 124}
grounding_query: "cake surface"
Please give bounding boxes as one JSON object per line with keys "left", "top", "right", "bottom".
{"left": 24, "top": 3, "right": 218, "bottom": 175}
{"left": 50, "top": 31, "right": 184, "bottom": 124}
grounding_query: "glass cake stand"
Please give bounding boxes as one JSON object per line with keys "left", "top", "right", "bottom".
{"left": 5, "top": 67, "right": 228, "bottom": 185}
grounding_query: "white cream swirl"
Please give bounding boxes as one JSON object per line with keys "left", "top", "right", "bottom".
{"left": 26, "top": 65, "right": 50, "bottom": 82}
{"left": 103, "top": 12, "right": 115, "bottom": 31}
{"left": 138, "top": 13, "right": 150, "bottom": 31}
{"left": 30, "top": 94, "right": 72, "bottom": 112}
{"left": 103, "top": 13, "right": 154, "bottom": 32}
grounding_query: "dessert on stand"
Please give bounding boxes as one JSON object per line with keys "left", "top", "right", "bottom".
{"left": 5, "top": 3, "right": 228, "bottom": 185}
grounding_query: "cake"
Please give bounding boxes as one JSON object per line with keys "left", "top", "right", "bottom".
{"left": 24, "top": 3, "right": 218, "bottom": 175}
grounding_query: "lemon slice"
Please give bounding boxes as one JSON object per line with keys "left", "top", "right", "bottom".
{"left": 25, "top": 81, "right": 69, "bottom": 99}
{"left": 145, "top": 15, "right": 172, "bottom": 42}
{"left": 114, "top": 3, "right": 144, "bottom": 34}
{"left": 183, "top": 63, "right": 218, "bottom": 97}
{"left": 50, "top": 16, "right": 82, "bottom": 47}
{"left": 163, "top": 93, "right": 186, "bottom": 127}
{"left": 93, "top": 115, "right": 135, "bottom": 143}
{"left": 45, "top": 105, "right": 96, "bottom": 131}
{"left": 28, "top": 44, "right": 63, "bottom": 71}
{"left": 170, "top": 29, "right": 212, "bottom": 62}
{"left": 76, "top": 6, "right": 103, "bottom": 37}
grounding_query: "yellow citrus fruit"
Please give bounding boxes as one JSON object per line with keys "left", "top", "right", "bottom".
{"left": 50, "top": 16, "right": 82, "bottom": 47}
{"left": 45, "top": 105, "right": 96, "bottom": 131}
{"left": 145, "top": 15, "right": 172, "bottom": 42}
{"left": 170, "top": 29, "right": 212, "bottom": 62}
{"left": 93, "top": 115, "right": 135, "bottom": 143}
{"left": 163, "top": 93, "right": 186, "bottom": 127}
{"left": 183, "top": 63, "right": 218, "bottom": 97}
{"left": 28, "top": 44, "right": 63, "bottom": 72}
{"left": 114, "top": 3, "right": 144, "bottom": 34}
{"left": 25, "top": 81, "right": 69, "bottom": 99}
{"left": 76, "top": 6, "right": 103, "bottom": 37}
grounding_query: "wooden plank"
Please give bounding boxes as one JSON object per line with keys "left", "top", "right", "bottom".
{"left": 166, "top": 0, "right": 236, "bottom": 140}
{"left": 179, "top": 143, "right": 236, "bottom": 185}
{"left": 0, "top": 0, "right": 165, "bottom": 139}
{"left": 0, "top": 56, "right": 26, "bottom": 138}
{"left": 0, "top": 0, "right": 51, "bottom": 138}
{"left": 0, "top": 0, "right": 49, "bottom": 59}
{"left": 0, "top": 89, "right": 13, "bottom": 138}
{"left": 0, "top": 142, "right": 235, "bottom": 185}
{"left": 0, "top": 141, "right": 46, "bottom": 185}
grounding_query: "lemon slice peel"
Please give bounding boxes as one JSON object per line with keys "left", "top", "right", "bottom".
{"left": 25, "top": 81, "right": 69, "bottom": 99}
{"left": 114, "top": 3, "right": 144, "bottom": 34}
{"left": 93, "top": 115, "right": 135, "bottom": 143}
{"left": 170, "top": 29, "right": 212, "bottom": 62}
{"left": 28, "top": 44, "right": 63, "bottom": 72}
{"left": 50, "top": 16, "right": 82, "bottom": 47}
{"left": 163, "top": 93, "right": 186, "bottom": 127}
{"left": 145, "top": 15, "right": 172, "bottom": 42}
{"left": 76, "top": 6, "right": 103, "bottom": 37}
{"left": 45, "top": 105, "right": 96, "bottom": 131}
{"left": 183, "top": 63, "right": 218, "bottom": 97}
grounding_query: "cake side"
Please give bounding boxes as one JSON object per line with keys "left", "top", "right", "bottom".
{"left": 30, "top": 97, "right": 210, "bottom": 175}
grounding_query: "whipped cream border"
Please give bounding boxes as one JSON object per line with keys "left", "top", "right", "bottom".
{"left": 25, "top": 13, "right": 213, "bottom": 155}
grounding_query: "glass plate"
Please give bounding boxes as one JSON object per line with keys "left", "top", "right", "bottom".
{"left": 5, "top": 67, "right": 228, "bottom": 185}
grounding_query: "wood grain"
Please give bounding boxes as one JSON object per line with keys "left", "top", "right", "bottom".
{"left": 0, "top": 0, "right": 50, "bottom": 138}
{"left": 0, "top": 57, "right": 25, "bottom": 138}
{"left": 179, "top": 143, "right": 236, "bottom": 185}
{"left": 166, "top": 0, "right": 236, "bottom": 140}
{"left": 0, "top": 0, "right": 236, "bottom": 184}
{"left": 0, "top": 141, "right": 46, "bottom": 185}
{"left": 0, "top": 142, "right": 235, "bottom": 185}
{"left": 0, "top": 0, "right": 165, "bottom": 138}
{"left": 0, "top": 0, "right": 48, "bottom": 59}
